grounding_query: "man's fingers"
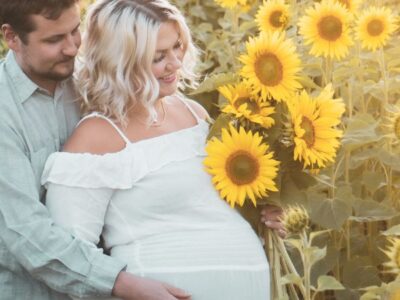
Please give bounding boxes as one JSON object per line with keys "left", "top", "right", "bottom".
{"left": 264, "top": 220, "right": 285, "bottom": 231}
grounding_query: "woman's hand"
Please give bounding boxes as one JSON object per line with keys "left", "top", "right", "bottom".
{"left": 113, "top": 271, "right": 191, "bottom": 300}
{"left": 260, "top": 204, "right": 286, "bottom": 238}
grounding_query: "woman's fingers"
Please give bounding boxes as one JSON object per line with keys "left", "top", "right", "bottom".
{"left": 164, "top": 283, "right": 191, "bottom": 299}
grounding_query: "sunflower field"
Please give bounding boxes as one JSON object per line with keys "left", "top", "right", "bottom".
{"left": 1, "top": 0, "right": 400, "bottom": 299}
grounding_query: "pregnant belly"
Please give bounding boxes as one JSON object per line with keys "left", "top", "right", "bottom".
{"left": 110, "top": 227, "right": 268, "bottom": 275}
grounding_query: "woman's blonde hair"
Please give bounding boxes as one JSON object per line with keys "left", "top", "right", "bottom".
{"left": 76, "top": 0, "right": 199, "bottom": 125}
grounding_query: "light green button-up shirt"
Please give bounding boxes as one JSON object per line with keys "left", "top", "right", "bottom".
{"left": 0, "top": 51, "right": 126, "bottom": 299}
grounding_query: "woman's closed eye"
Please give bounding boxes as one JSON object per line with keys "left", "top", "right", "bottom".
{"left": 153, "top": 40, "right": 183, "bottom": 63}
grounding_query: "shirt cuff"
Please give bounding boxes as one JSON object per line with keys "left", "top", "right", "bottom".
{"left": 85, "top": 253, "right": 127, "bottom": 296}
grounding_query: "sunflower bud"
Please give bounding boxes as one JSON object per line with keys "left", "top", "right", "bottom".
{"left": 282, "top": 205, "right": 310, "bottom": 235}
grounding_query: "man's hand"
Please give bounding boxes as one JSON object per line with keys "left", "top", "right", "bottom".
{"left": 112, "top": 271, "right": 191, "bottom": 300}
{"left": 260, "top": 204, "right": 286, "bottom": 238}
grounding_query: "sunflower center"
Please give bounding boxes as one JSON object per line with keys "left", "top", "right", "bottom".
{"left": 367, "top": 19, "right": 384, "bottom": 37}
{"left": 300, "top": 116, "right": 315, "bottom": 147}
{"left": 318, "top": 15, "right": 343, "bottom": 41}
{"left": 269, "top": 10, "right": 284, "bottom": 28}
{"left": 394, "top": 117, "right": 400, "bottom": 140}
{"left": 226, "top": 150, "right": 260, "bottom": 185}
{"left": 254, "top": 53, "right": 283, "bottom": 86}
{"left": 235, "top": 97, "right": 261, "bottom": 114}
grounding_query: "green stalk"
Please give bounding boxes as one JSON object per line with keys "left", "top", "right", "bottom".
{"left": 301, "top": 230, "right": 312, "bottom": 300}
{"left": 272, "top": 232, "right": 305, "bottom": 299}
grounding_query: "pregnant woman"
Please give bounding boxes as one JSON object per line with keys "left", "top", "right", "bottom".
{"left": 42, "top": 0, "right": 270, "bottom": 299}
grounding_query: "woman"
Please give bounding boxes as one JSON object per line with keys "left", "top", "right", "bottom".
{"left": 42, "top": 0, "right": 271, "bottom": 299}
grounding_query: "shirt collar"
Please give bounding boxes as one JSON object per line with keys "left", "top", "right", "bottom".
{"left": 4, "top": 51, "right": 38, "bottom": 104}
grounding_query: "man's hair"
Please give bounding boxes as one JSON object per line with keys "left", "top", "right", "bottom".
{"left": 0, "top": 0, "right": 78, "bottom": 43}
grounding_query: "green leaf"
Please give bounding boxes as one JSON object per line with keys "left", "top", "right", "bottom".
{"left": 316, "top": 275, "right": 345, "bottom": 292}
{"left": 342, "top": 257, "right": 381, "bottom": 289}
{"left": 206, "top": 113, "right": 231, "bottom": 140}
{"left": 351, "top": 198, "right": 398, "bottom": 222}
{"left": 191, "top": 73, "right": 238, "bottom": 95}
{"left": 284, "top": 238, "right": 303, "bottom": 253}
{"left": 342, "top": 113, "right": 381, "bottom": 151}
{"left": 362, "top": 171, "right": 386, "bottom": 193}
{"left": 309, "top": 230, "right": 331, "bottom": 244}
{"left": 305, "top": 246, "right": 327, "bottom": 268}
{"left": 280, "top": 273, "right": 303, "bottom": 287}
{"left": 308, "top": 193, "right": 352, "bottom": 230}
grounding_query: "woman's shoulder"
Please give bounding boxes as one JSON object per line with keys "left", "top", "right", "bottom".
{"left": 173, "top": 95, "right": 209, "bottom": 120}
{"left": 63, "top": 114, "right": 127, "bottom": 155}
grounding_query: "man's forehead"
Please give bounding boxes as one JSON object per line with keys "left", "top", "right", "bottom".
{"left": 29, "top": 4, "right": 80, "bottom": 36}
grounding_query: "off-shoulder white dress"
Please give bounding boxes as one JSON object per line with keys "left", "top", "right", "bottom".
{"left": 42, "top": 99, "right": 270, "bottom": 300}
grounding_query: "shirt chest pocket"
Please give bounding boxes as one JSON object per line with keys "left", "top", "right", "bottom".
{"left": 30, "top": 145, "right": 56, "bottom": 199}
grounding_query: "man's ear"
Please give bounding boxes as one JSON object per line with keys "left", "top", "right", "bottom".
{"left": 1, "top": 24, "right": 21, "bottom": 51}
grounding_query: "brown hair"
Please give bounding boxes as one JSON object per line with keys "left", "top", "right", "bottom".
{"left": 0, "top": 0, "right": 78, "bottom": 43}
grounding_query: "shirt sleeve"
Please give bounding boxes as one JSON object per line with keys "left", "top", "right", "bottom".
{"left": 0, "top": 122, "right": 126, "bottom": 298}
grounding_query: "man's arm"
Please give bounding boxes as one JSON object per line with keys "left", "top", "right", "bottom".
{"left": 0, "top": 121, "right": 126, "bottom": 298}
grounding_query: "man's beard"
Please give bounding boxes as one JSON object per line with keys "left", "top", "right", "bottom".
{"left": 41, "top": 58, "right": 75, "bottom": 81}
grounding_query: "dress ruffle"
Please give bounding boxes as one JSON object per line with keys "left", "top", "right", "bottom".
{"left": 41, "top": 121, "right": 208, "bottom": 189}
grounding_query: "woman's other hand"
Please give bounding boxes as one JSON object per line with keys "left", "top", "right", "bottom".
{"left": 260, "top": 205, "right": 286, "bottom": 238}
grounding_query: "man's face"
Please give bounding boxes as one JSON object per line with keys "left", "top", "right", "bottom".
{"left": 16, "top": 4, "right": 81, "bottom": 89}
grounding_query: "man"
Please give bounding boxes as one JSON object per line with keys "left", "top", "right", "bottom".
{"left": 0, "top": 1, "right": 192, "bottom": 299}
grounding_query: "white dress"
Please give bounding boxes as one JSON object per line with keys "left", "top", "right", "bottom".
{"left": 42, "top": 99, "right": 270, "bottom": 300}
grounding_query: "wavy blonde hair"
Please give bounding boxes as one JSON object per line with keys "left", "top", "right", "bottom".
{"left": 75, "top": 0, "right": 199, "bottom": 125}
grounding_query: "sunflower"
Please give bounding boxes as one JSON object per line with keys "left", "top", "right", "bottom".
{"left": 383, "top": 237, "right": 400, "bottom": 274}
{"left": 380, "top": 104, "right": 400, "bottom": 151}
{"left": 288, "top": 84, "right": 345, "bottom": 169}
{"left": 256, "top": 0, "right": 290, "bottom": 33}
{"left": 214, "top": 0, "right": 247, "bottom": 9}
{"left": 239, "top": 31, "right": 302, "bottom": 102}
{"left": 334, "top": 0, "right": 361, "bottom": 14}
{"left": 391, "top": 289, "right": 400, "bottom": 300}
{"left": 282, "top": 205, "right": 310, "bottom": 235}
{"left": 218, "top": 82, "right": 275, "bottom": 128}
{"left": 355, "top": 7, "right": 398, "bottom": 52}
{"left": 204, "top": 126, "right": 279, "bottom": 207}
{"left": 298, "top": 0, "right": 353, "bottom": 60}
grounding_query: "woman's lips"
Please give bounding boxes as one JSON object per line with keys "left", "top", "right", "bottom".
{"left": 160, "top": 73, "right": 176, "bottom": 84}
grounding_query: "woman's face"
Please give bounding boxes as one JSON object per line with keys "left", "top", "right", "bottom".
{"left": 152, "top": 21, "right": 184, "bottom": 99}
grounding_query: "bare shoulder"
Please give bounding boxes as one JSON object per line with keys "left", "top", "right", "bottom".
{"left": 63, "top": 117, "right": 126, "bottom": 154}
{"left": 184, "top": 98, "right": 209, "bottom": 120}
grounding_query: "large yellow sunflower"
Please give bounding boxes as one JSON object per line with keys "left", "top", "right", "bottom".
{"left": 298, "top": 0, "right": 353, "bottom": 60}
{"left": 288, "top": 84, "right": 345, "bottom": 168}
{"left": 355, "top": 7, "right": 398, "bottom": 52}
{"left": 239, "top": 31, "right": 302, "bottom": 102}
{"left": 218, "top": 82, "right": 275, "bottom": 128}
{"left": 380, "top": 104, "right": 400, "bottom": 151}
{"left": 383, "top": 237, "right": 400, "bottom": 274}
{"left": 256, "top": 0, "right": 290, "bottom": 33}
{"left": 334, "top": 0, "right": 361, "bottom": 14}
{"left": 214, "top": 0, "right": 247, "bottom": 9}
{"left": 204, "top": 126, "right": 279, "bottom": 207}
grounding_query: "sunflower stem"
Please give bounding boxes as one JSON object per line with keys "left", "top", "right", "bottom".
{"left": 356, "top": 41, "right": 366, "bottom": 113}
{"left": 272, "top": 232, "right": 306, "bottom": 299}
{"left": 323, "top": 56, "right": 333, "bottom": 86}
{"left": 346, "top": 220, "right": 352, "bottom": 261}
{"left": 301, "top": 230, "right": 312, "bottom": 300}
{"left": 378, "top": 47, "right": 389, "bottom": 114}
